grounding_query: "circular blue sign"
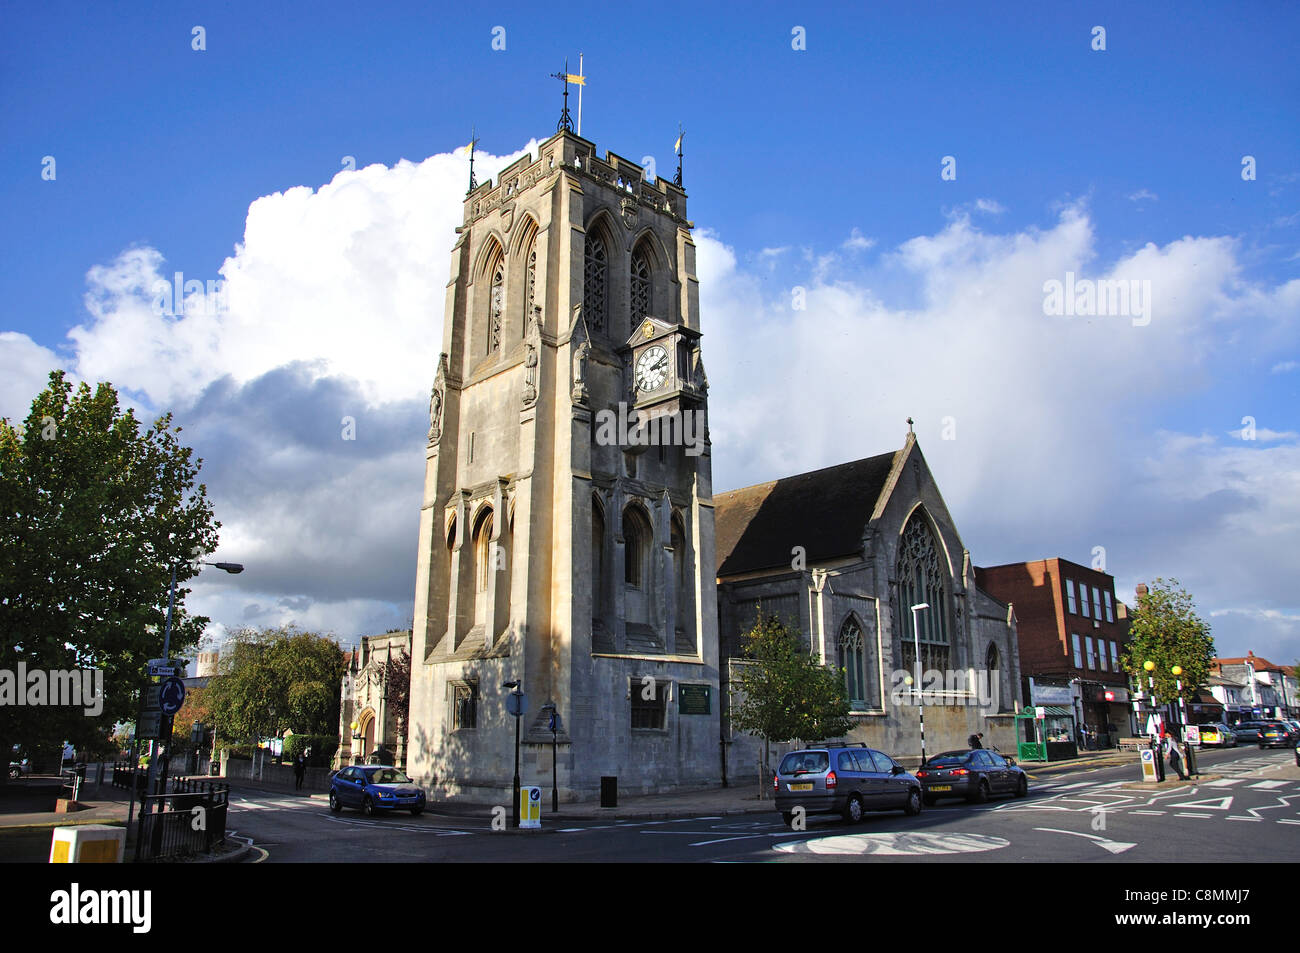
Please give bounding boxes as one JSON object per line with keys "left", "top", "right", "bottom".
{"left": 159, "top": 676, "right": 186, "bottom": 715}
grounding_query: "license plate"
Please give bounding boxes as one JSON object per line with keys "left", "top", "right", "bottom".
{"left": 930, "top": 785, "right": 952, "bottom": 792}
{"left": 788, "top": 782, "right": 813, "bottom": 791}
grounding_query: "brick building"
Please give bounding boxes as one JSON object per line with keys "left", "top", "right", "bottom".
{"left": 975, "top": 558, "right": 1133, "bottom": 748}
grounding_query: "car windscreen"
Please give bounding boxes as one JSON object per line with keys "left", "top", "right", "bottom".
{"left": 779, "top": 752, "right": 829, "bottom": 775}
{"left": 367, "top": 768, "right": 413, "bottom": 784}
{"left": 926, "top": 751, "right": 972, "bottom": 765}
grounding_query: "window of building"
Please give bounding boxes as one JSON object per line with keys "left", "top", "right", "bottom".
{"left": 1104, "top": 590, "right": 1114, "bottom": 623}
{"left": 1065, "top": 579, "right": 1077, "bottom": 614}
{"left": 452, "top": 682, "right": 477, "bottom": 730}
{"left": 1092, "top": 587, "right": 1102, "bottom": 621}
{"left": 592, "top": 501, "right": 605, "bottom": 618}
{"left": 840, "top": 617, "right": 867, "bottom": 708}
{"left": 524, "top": 242, "right": 537, "bottom": 337}
{"left": 631, "top": 677, "right": 667, "bottom": 729}
{"left": 1098, "top": 641, "right": 1108, "bottom": 671}
{"left": 1109, "top": 641, "right": 1119, "bottom": 670}
{"left": 1080, "top": 585, "right": 1091, "bottom": 619}
{"left": 1086, "top": 636, "right": 1097, "bottom": 669}
{"left": 488, "top": 261, "right": 504, "bottom": 354}
{"left": 584, "top": 232, "right": 607, "bottom": 332}
{"left": 630, "top": 249, "right": 651, "bottom": 323}
{"left": 623, "top": 506, "right": 650, "bottom": 587}
{"left": 896, "top": 510, "right": 951, "bottom": 672}
{"left": 1072, "top": 633, "right": 1083, "bottom": 668}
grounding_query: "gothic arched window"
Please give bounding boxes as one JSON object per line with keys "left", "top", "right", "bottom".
{"left": 487, "top": 261, "right": 504, "bottom": 354}
{"left": 592, "top": 500, "right": 605, "bottom": 615}
{"left": 584, "top": 232, "right": 607, "bottom": 332}
{"left": 472, "top": 509, "right": 494, "bottom": 627}
{"left": 630, "top": 249, "right": 651, "bottom": 323}
{"left": 840, "top": 617, "right": 867, "bottom": 708}
{"left": 987, "top": 642, "right": 1000, "bottom": 674}
{"left": 623, "top": 506, "right": 650, "bottom": 588}
{"left": 897, "top": 510, "right": 951, "bottom": 672}
{"left": 523, "top": 241, "right": 537, "bottom": 337}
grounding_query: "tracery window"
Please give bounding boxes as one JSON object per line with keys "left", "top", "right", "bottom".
{"left": 488, "top": 261, "right": 504, "bottom": 354}
{"left": 584, "top": 233, "right": 607, "bottom": 332}
{"left": 630, "top": 249, "right": 651, "bottom": 323}
{"left": 623, "top": 507, "right": 649, "bottom": 587}
{"left": 840, "top": 617, "right": 867, "bottom": 708}
{"left": 897, "top": 511, "right": 951, "bottom": 672}
{"left": 524, "top": 243, "right": 537, "bottom": 336}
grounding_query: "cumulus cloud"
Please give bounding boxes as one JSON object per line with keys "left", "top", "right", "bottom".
{"left": 3, "top": 139, "right": 1296, "bottom": 659}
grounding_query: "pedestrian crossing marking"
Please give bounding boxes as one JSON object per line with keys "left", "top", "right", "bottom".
{"left": 1248, "top": 780, "right": 1289, "bottom": 789}
{"left": 1204, "top": 778, "right": 1243, "bottom": 787}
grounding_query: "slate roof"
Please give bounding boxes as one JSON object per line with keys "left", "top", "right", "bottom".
{"left": 714, "top": 450, "right": 900, "bottom": 577}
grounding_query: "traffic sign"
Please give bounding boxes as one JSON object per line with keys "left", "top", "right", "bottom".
{"left": 148, "top": 659, "right": 181, "bottom": 677}
{"left": 142, "top": 685, "right": 161, "bottom": 712}
{"left": 159, "top": 677, "right": 186, "bottom": 715}
{"left": 1183, "top": 725, "right": 1201, "bottom": 746}
{"left": 506, "top": 691, "right": 528, "bottom": 717}
{"left": 137, "top": 711, "right": 163, "bottom": 740}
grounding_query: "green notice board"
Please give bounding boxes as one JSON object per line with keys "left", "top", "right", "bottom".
{"left": 679, "top": 684, "right": 711, "bottom": 715}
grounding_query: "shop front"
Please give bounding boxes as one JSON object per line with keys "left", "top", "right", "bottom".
{"left": 1015, "top": 705, "right": 1078, "bottom": 762}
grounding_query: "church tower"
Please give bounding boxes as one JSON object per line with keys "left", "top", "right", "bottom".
{"left": 407, "top": 130, "right": 721, "bottom": 801}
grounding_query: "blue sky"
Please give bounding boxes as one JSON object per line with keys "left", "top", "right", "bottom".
{"left": 2, "top": 3, "right": 1297, "bottom": 664}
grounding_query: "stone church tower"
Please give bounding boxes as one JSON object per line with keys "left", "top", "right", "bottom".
{"left": 407, "top": 130, "right": 721, "bottom": 801}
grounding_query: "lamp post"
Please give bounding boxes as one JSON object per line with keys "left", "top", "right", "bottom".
{"left": 540, "top": 702, "right": 559, "bottom": 814}
{"left": 1143, "top": 660, "right": 1164, "bottom": 781}
{"left": 1172, "top": 665, "right": 1197, "bottom": 778}
{"left": 911, "top": 603, "right": 930, "bottom": 767}
{"left": 503, "top": 680, "right": 523, "bottom": 828}
{"left": 145, "top": 559, "right": 243, "bottom": 803}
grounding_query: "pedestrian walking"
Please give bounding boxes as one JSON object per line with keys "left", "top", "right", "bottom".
{"left": 1163, "top": 730, "right": 1187, "bottom": 781}
{"left": 293, "top": 753, "right": 306, "bottom": 791}
{"left": 967, "top": 732, "right": 984, "bottom": 749}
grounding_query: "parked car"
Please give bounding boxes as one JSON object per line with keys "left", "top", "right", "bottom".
{"left": 916, "top": 748, "right": 1029, "bottom": 805}
{"left": 7, "top": 760, "right": 26, "bottom": 780}
{"left": 1256, "top": 722, "right": 1295, "bottom": 749}
{"left": 329, "top": 765, "right": 426, "bottom": 816}
{"left": 773, "top": 744, "right": 923, "bottom": 827}
{"left": 1232, "top": 722, "right": 1266, "bottom": 743}
{"left": 1196, "top": 724, "right": 1237, "bottom": 748}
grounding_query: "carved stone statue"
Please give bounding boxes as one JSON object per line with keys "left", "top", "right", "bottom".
{"left": 428, "top": 353, "right": 448, "bottom": 445}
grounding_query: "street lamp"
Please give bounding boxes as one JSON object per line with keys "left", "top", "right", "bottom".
{"left": 911, "top": 603, "right": 930, "bottom": 767}
{"left": 1143, "top": 660, "right": 1164, "bottom": 781}
{"left": 503, "top": 680, "right": 523, "bottom": 829}
{"left": 1172, "top": 665, "right": 1197, "bottom": 778}
{"left": 539, "top": 702, "right": 559, "bottom": 814}
{"left": 146, "top": 558, "right": 244, "bottom": 801}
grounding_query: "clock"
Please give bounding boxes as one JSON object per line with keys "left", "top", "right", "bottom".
{"left": 635, "top": 344, "right": 669, "bottom": 393}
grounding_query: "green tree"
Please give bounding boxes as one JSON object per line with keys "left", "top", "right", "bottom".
{"left": 1120, "top": 578, "right": 1215, "bottom": 706}
{"left": 0, "top": 370, "right": 219, "bottom": 780}
{"left": 730, "top": 614, "right": 853, "bottom": 775}
{"left": 206, "top": 626, "right": 346, "bottom": 746}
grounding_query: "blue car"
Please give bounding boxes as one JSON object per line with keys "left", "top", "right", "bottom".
{"left": 329, "top": 765, "right": 426, "bottom": 817}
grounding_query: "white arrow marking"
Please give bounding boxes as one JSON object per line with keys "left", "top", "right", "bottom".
{"left": 1034, "top": 827, "right": 1136, "bottom": 854}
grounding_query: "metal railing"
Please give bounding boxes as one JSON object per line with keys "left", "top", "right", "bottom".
{"left": 133, "top": 776, "right": 230, "bottom": 861}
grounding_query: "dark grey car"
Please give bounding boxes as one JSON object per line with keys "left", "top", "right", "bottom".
{"left": 773, "top": 745, "right": 922, "bottom": 827}
{"left": 916, "top": 748, "right": 1028, "bottom": 804}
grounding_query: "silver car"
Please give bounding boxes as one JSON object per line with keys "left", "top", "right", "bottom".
{"left": 773, "top": 745, "right": 923, "bottom": 827}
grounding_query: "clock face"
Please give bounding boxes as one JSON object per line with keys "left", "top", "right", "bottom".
{"left": 636, "top": 345, "right": 670, "bottom": 393}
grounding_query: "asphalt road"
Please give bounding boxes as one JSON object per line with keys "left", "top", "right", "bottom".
{"left": 219, "top": 745, "right": 1299, "bottom": 863}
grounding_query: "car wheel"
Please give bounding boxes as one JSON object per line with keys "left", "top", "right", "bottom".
{"left": 328, "top": 791, "right": 341, "bottom": 813}
{"left": 1015, "top": 775, "right": 1028, "bottom": 798}
{"left": 923, "top": 794, "right": 937, "bottom": 807}
{"left": 7, "top": 766, "right": 19, "bottom": 780}
{"left": 969, "top": 779, "right": 990, "bottom": 804}
{"left": 903, "top": 788, "right": 922, "bottom": 816}
{"left": 362, "top": 796, "right": 375, "bottom": 817}
{"left": 842, "top": 794, "right": 864, "bottom": 824}
{"left": 409, "top": 805, "right": 424, "bottom": 817}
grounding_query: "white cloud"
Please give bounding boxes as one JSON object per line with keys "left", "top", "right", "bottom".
{"left": 974, "top": 199, "right": 1005, "bottom": 215}
{"left": 1271, "top": 360, "right": 1298, "bottom": 374}
{"left": 0, "top": 332, "right": 63, "bottom": 420}
{"left": 1128, "top": 189, "right": 1159, "bottom": 202}
{"left": 843, "top": 228, "right": 875, "bottom": 251}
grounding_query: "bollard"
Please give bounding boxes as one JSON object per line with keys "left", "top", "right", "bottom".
{"left": 50, "top": 825, "right": 125, "bottom": 864}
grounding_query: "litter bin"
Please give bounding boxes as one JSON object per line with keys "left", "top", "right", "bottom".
{"left": 600, "top": 776, "right": 617, "bottom": 808}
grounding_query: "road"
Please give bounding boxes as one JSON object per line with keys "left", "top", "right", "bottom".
{"left": 223, "top": 746, "right": 1299, "bottom": 863}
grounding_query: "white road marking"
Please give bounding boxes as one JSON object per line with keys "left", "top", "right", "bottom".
{"left": 1248, "top": 780, "right": 1289, "bottom": 789}
{"left": 1204, "top": 778, "right": 1244, "bottom": 787}
{"left": 775, "top": 831, "right": 1009, "bottom": 856}
{"left": 1168, "top": 795, "right": 1233, "bottom": 811}
{"left": 1033, "top": 828, "right": 1136, "bottom": 854}
{"left": 1175, "top": 812, "right": 1212, "bottom": 818}
{"left": 1226, "top": 816, "right": 1262, "bottom": 822}
{"left": 1277, "top": 819, "right": 1300, "bottom": 826}
{"left": 1130, "top": 810, "right": 1165, "bottom": 816}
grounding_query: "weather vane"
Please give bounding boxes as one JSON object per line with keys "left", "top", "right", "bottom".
{"left": 551, "top": 58, "right": 585, "bottom": 133}
{"left": 674, "top": 124, "right": 684, "bottom": 186}
{"left": 465, "top": 126, "right": 480, "bottom": 195}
